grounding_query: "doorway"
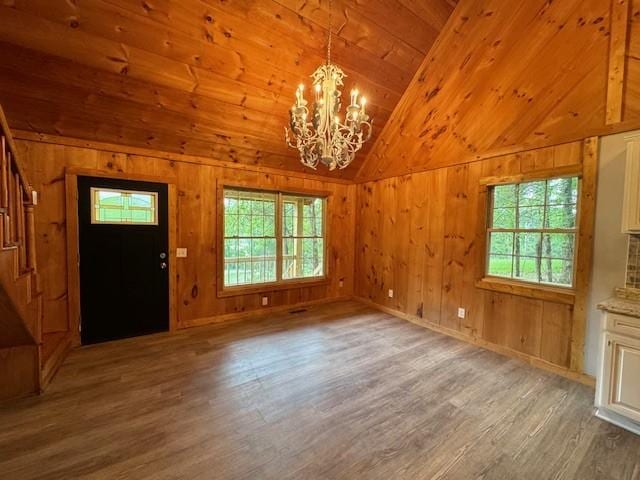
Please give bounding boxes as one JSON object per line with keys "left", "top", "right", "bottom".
{"left": 77, "top": 176, "right": 169, "bottom": 344}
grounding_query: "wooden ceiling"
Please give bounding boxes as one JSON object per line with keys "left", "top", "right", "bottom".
{"left": 357, "top": 0, "right": 615, "bottom": 181}
{"left": 0, "top": 0, "right": 457, "bottom": 179}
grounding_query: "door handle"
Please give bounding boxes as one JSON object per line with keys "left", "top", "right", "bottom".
{"left": 160, "top": 262, "right": 168, "bottom": 270}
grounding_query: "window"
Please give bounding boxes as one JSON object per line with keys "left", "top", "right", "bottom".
{"left": 91, "top": 187, "right": 158, "bottom": 225}
{"left": 222, "top": 187, "right": 326, "bottom": 289}
{"left": 282, "top": 195, "right": 324, "bottom": 280}
{"left": 486, "top": 176, "right": 579, "bottom": 288}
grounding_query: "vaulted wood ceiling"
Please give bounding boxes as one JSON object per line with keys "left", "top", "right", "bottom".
{"left": 0, "top": 0, "right": 457, "bottom": 179}
{"left": 357, "top": 0, "right": 616, "bottom": 181}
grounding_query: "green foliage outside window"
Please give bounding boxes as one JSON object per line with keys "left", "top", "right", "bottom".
{"left": 223, "top": 189, "right": 325, "bottom": 287}
{"left": 487, "top": 177, "right": 578, "bottom": 287}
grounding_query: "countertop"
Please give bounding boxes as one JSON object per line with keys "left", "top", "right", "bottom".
{"left": 598, "top": 293, "right": 640, "bottom": 319}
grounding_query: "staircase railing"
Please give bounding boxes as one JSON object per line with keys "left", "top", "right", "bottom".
{"left": 0, "top": 104, "right": 40, "bottom": 346}
{"left": 0, "top": 105, "right": 37, "bottom": 275}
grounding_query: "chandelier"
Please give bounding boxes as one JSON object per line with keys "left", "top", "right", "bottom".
{"left": 284, "top": 0, "right": 373, "bottom": 171}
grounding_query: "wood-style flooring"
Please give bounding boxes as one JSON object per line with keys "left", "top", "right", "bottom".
{"left": 1, "top": 300, "right": 639, "bottom": 479}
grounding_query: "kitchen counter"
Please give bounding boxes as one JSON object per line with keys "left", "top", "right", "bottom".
{"left": 598, "top": 295, "right": 640, "bottom": 318}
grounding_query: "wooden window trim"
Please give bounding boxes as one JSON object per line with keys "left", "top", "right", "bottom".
{"left": 216, "top": 182, "right": 330, "bottom": 298}
{"left": 476, "top": 277, "right": 576, "bottom": 305}
{"left": 477, "top": 166, "right": 583, "bottom": 303}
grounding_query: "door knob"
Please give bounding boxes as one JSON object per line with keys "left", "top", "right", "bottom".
{"left": 159, "top": 252, "right": 167, "bottom": 259}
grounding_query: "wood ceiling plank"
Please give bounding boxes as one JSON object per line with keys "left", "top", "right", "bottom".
{"left": 212, "top": 0, "right": 431, "bottom": 71}
{"left": 357, "top": 0, "right": 613, "bottom": 181}
{"left": 0, "top": 0, "right": 455, "bottom": 176}
{"left": 275, "top": 0, "right": 442, "bottom": 54}
{"left": 102, "top": 0, "right": 416, "bottom": 90}
{"left": 9, "top": 0, "right": 407, "bottom": 107}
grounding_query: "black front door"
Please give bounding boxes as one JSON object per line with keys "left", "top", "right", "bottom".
{"left": 78, "top": 176, "right": 169, "bottom": 345}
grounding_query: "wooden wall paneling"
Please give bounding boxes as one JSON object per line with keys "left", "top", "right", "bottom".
{"left": 17, "top": 138, "right": 356, "bottom": 343}
{"left": 540, "top": 302, "right": 573, "bottom": 368}
{"left": 623, "top": 0, "right": 640, "bottom": 120}
{"left": 405, "top": 173, "right": 429, "bottom": 318}
{"left": 570, "top": 137, "right": 599, "bottom": 372}
{"left": 460, "top": 162, "right": 485, "bottom": 338}
{"left": 607, "top": 0, "right": 632, "bottom": 124}
{"left": 12, "top": 130, "right": 352, "bottom": 186}
{"left": 64, "top": 173, "right": 79, "bottom": 345}
{"left": 354, "top": 140, "right": 595, "bottom": 376}
{"left": 393, "top": 175, "right": 411, "bottom": 312}
{"left": 440, "top": 164, "right": 469, "bottom": 331}
{"left": 422, "top": 169, "right": 447, "bottom": 324}
{"left": 380, "top": 177, "right": 398, "bottom": 309}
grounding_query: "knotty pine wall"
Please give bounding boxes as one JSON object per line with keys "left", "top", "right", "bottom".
{"left": 15, "top": 138, "right": 356, "bottom": 337}
{"left": 355, "top": 141, "right": 595, "bottom": 376}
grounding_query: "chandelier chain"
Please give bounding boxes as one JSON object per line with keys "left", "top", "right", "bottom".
{"left": 327, "top": 0, "right": 332, "bottom": 65}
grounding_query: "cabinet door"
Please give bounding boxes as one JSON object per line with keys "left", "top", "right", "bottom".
{"left": 600, "top": 333, "right": 640, "bottom": 422}
{"left": 623, "top": 141, "right": 640, "bottom": 233}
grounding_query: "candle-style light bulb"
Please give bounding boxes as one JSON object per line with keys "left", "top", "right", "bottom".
{"left": 351, "top": 88, "right": 359, "bottom": 105}
{"left": 360, "top": 96, "right": 367, "bottom": 115}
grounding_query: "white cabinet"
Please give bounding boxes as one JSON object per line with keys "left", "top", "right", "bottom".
{"left": 622, "top": 141, "right": 640, "bottom": 233}
{"left": 596, "top": 312, "right": 640, "bottom": 435}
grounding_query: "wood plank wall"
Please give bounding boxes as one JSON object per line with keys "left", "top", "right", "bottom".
{"left": 14, "top": 138, "right": 355, "bottom": 340}
{"left": 355, "top": 141, "right": 595, "bottom": 379}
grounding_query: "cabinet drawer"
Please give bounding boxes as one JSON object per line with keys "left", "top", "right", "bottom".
{"left": 606, "top": 313, "right": 640, "bottom": 339}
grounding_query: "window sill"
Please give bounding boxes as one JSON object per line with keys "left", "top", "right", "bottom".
{"left": 217, "top": 276, "right": 330, "bottom": 298}
{"left": 476, "top": 277, "right": 576, "bottom": 305}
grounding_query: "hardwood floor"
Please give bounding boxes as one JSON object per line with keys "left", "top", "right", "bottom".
{"left": 1, "top": 300, "right": 639, "bottom": 479}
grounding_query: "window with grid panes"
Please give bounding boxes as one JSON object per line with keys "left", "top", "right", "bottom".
{"left": 486, "top": 176, "right": 579, "bottom": 288}
{"left": 222, "top": 188, "right": 325, "bottom": 288}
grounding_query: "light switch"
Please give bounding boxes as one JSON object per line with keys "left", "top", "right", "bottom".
{"left": 176, "top": 248, "right": 188, "bottom": 258}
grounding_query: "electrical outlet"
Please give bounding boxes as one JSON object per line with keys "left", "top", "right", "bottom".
{"left": 176, "top": 248, "right": 188, "bottom": 258}
{"left": 457, "top": 307, "right": 466, "bottom": 319}
{"left": 388, "top": 289, "right": 394, "bottom": 298}
{"left": 262, "top": 296, "right": 269, "bottom": 306}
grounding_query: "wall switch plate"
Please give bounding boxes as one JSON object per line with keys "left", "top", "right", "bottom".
{"left": 176, "top": 248, "right": 187, "bottom": 258}
{"left": 388, "top": 289, "right": 394, "bottom": 298}
{"left": 262, "top": 296, "right": 269, "bottom": 306}
{"left": 339, "top": 279, "right": 344, "bottom": 288}
{"left": 458, "top": 308, "right": 466, "bottom": 319}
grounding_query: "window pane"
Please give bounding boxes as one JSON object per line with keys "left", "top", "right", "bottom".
{"left": 546, "top": 205, "right": 577, "bottom": 229}
{"left": 223, "top": 188, "right": 277, "bottom": 287}
{"left": 488, "top": 255, "right": 513, "bottom": 278}
{"left": 493, "top": 184, "right": 517, "bottom": 208}
{"left": 91, "top": 187, "right": 157, "bottom": 225}
{"left": 542, "top": 233, "right": 575, "bottom": 260}
{"left": 546, "top": 177, "right": 578, "bottom": 206}
{"left": 519, "top": 181, "right": 546, "bottom": 206}
{"left": 541, "top": 259, "right": 573, "bottom": 287}
{"left": 518, "top": 206, "right": 543, "bottom": 229}
{"left": 516, "top": 232, "right": 541, "bottom": 257}
{"left": 281, "top": 195, "right": 325, "bottom": 280}
{"left": 489, "top": 232, "right": 514, "bottom": 255}
{"left": 514, "top": 256, "right": 539, "bottom": 282}
{"left": 492, "top": 207, "right": 516, "bottom": 229}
